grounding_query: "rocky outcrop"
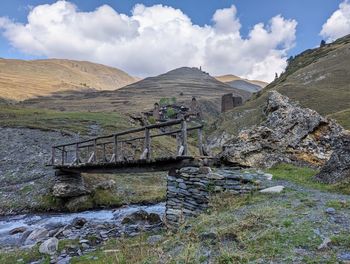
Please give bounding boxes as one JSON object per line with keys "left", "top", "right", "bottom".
{"left": 315, "top": 133, "right": 350, "bottom": 183}
{"left": 219, "top": 91, "right": 345, "bottom": 168}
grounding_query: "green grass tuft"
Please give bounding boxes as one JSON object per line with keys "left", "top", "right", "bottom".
{"left": 266, "top": 163, "right": 350, "bottom": 195}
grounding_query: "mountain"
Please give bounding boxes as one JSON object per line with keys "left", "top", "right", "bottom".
{"left": 215, "top": 74, "right": 268, "bottom": 93}
{"left": 0, "top": 59, "right": 138, "bottom": 101}
{"left": 210, "top": 34, "right": 350, "bottom": 143}
{"left": 215, "top": 74, "right": 268, "bottom": 88}
{"left": 21, "top": 67, "right": 251, "bottom": 117}
{"left": 225, "top": 80, "right": 263, "bottom": 93}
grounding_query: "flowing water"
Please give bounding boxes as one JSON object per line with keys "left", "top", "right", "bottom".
{"left": 0, "top": 203, "right": 165, "bottom": 247}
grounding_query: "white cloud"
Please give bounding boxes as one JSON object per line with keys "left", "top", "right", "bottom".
{"left": 0, "top": 1, "right": 297, "bottom": 82}
{"left": 321, "top": 0, "right": 350, "bottom": 42}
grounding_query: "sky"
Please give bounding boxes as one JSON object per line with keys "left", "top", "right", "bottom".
{"left": 0, "top": 0, "right": 350, "bottom": 82}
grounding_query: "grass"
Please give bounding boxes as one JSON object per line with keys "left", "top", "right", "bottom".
{"left": 83, "top": 172, "right": 167, "bottom": 206}
{"left": 328, "top": 108, "right": 350, "bottom": 130}
{"left": 0, "top": 246, "right": 49, "bottom": 264}
{"left": 0, "top": 105, "right": 132, "bottom": 135}
{"left": 266, "top": 163, "right": 350, "bottom": 195}
{"left": 67, "top": 189, "right": 343, "bottom": 264}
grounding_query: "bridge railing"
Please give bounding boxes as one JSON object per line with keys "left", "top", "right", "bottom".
{"left": 50, "top": 119, "right": 206, "bottom": 166}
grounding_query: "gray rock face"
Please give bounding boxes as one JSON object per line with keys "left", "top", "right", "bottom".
{"left": 219, "top": 91, "right": 345, "bottom": 168}
{"left": 39, "top": 238, "right": 58, "bottom": 255}
{"left": 315, "top": 133, "right": 350, "bottom": 183}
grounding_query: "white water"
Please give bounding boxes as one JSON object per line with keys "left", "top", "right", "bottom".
{"left": 0, "top": 203, "right": 165, "bottom": 247}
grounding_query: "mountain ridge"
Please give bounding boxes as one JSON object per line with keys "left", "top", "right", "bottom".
{"left": 0, "top": 58, "right": 138, "bottom": 101}
{"left": 21, "top": 67, "right": 251, "bottom": 118}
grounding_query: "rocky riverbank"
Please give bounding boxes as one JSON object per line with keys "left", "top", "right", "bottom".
{"left": 0, "top": 203, "right": 164, "bottom": 263}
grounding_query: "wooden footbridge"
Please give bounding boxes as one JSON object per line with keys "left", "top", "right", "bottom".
{"left": 50, "top": 119, "right": 212, "bottom": 174}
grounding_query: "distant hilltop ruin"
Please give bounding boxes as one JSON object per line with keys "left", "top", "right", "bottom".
{"left": 144, "top": 96, "right": 202, "bottom": 122}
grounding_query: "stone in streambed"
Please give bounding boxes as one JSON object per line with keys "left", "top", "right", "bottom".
{"left": 9, "top": 226, "right": 27, "bottom": 235}
{"left": 24, "top": 228, "right": 49, "bottom": 245}
{"left": 39, "top": 237, "right": 58, "bottom": 255}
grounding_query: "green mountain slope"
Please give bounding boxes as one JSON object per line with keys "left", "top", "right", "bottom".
{"left": 211, "top": 34, "right": 350, "bottom": 139}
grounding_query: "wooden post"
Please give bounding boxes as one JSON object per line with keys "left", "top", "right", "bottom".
{"left": 103, "top": 143, "right": 106, "bottom": 162}
{"left": 120, "top": 142, "right": 124, "bottom": 161}
{"left": 62, "top": 146, "right": 65, "bottom": 165}
{"left": 87, "top": 146, "right": 90, "bottom": 163}
{"left": 51, "top": 147, "right": 55, "bottom": 165}
{"left": 198, "top": 127, "right": 203, "bottom": 156}
{"left": 181, "top": 120, "right": 188, "bottom": 156}
{"left": 113, "top": 135, "right": 118, "bottom": 162}
{"left": 75, "top": 143, "right": 79, "bottom": 164}
{"left": 176, "top": 132, "right": 181, "bottom": 154}
{"left": 144, "top": 128, "right": 151, "bottom": 161}
{"left": 93, "top": 139, "right": 97, "bottom": 163}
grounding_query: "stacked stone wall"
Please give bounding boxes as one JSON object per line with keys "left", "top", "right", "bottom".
{"left": 165, "top": 167, "right": 261, "bottom": 227}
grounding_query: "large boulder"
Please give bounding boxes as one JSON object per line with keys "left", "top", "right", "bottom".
{"left": 39, "top": 237, "right": 58, "bottom": 255}
{"left": 24, "top": 228, "right": 49, "bottom": 245}
{"left": 315, "top": 133, "right": 350, "bottom": 183}
{"left": 219, "top": 91, "right": 345, "bottom": 168}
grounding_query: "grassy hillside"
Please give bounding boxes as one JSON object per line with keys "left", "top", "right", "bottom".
{"left": 21, "top": 67, "right": 251, "bottom": 120}
{"left": 0, "top": 59, "right": 138, "bottom": 101}
{"left": 0, "top": 105, "right": 132, "bottom": 135}
{"left": 211, "top": 34, "right": 350, "bottom": 138}
{"left": 215, "top": 74, "right": 268, "bottom": 88}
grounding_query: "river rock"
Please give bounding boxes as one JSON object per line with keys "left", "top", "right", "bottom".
{"left": 39, "top": 237, "right": 59, "bottom": 255}
{"left": 315, "top": 133, "right": 350, "bottom": 183}
{"left": 9, "top": 226, "right": 27, "bottom": 235}
{"left": 121, "top": 210, "right": 161, "bottom": 225}
{"left": 72, "top": 217, "right": 87, "bottom": 229}
{"left": 219, "top": 91, "right": 345, "bottom": 168}
{"left": 325, "top": 208, "right": 336, "bottom": 215}
{"left": 24, "top": 228, "right": 49, "bottom": 245}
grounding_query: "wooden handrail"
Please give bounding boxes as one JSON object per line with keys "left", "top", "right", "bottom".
{"left": 53, "top": 119, "right": 184, "bottom": 148}
{"left": 50, "top": 119, "right": 206, "bottom": 166}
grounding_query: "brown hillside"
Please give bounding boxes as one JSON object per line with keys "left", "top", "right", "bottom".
{"left": 0, "top": 59, "right": 138, "bottom": 101}
{"left": 215, "top": 74, "right": 268, "bottom": 88}
{"left": 21, "top": 67, "right": 251, "bottom": 118}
